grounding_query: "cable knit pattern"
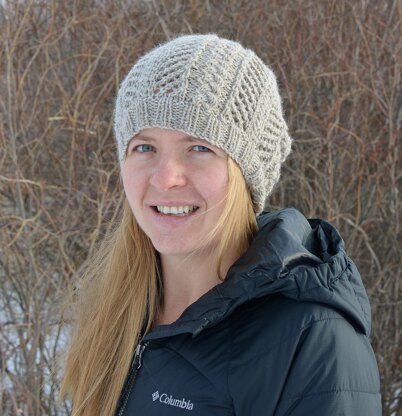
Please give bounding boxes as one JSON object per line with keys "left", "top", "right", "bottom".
{"left": 114, "top": 33, "right": 293, "bottom": 213}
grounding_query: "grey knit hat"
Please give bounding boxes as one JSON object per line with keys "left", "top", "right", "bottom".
{"left": 114, "top": 33, "right": 292, "bottom": 214}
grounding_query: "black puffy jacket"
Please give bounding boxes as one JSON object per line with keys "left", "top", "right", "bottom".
{"left": 116, "top": 208, "right": 382, "bottom": 415}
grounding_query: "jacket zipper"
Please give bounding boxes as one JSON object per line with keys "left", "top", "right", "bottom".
{"left": 116, "top": 341, "right": 148, "bottom": 416}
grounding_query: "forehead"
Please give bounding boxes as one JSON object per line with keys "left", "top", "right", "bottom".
{"left": 132, "top": 134, "right": 201, "bottom": 144}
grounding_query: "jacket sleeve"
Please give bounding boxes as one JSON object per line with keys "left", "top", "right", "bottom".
{"left": 228, "top": 315, "right": 382, "bottom": 416}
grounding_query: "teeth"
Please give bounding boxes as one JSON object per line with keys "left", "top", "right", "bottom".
{"left": 156, "top": 205, "right": 197, "bottom": 215}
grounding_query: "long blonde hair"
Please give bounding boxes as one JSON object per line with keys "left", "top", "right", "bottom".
{"left": 60, "top": 157, "right": 258, "bottom": 415}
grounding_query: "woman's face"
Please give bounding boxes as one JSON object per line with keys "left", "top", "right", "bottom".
{"left": 122, "top": 127, "right": 229, "bottom": 256}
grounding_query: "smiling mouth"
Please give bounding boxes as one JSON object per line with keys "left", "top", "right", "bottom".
{"left": 151, "top": 206, "right": 199, "bottom": 217}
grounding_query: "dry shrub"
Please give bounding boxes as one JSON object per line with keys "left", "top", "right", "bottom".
{"left": 0, "top": 0, "right": 400, "bottom": 414}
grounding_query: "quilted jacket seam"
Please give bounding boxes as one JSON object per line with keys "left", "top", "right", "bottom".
{"left": 163, "top": 344, "right": 231, "bottom": 405}
{"left": 230, "top": 316, "right": 346, "bottom": 368}
{"left": 279, "top": 388, "right": 381, "bottom": 402}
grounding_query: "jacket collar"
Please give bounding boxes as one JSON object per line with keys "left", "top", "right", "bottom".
{"left": 144, "top": 208, "right": 371, "bottom": 341}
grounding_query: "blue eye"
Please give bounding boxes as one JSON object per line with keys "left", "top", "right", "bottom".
{"left": 135, "top": 144, "right": 154, "bottom": 153}
{"left": 193, "top": 145, "right": 211, "bottom": 152}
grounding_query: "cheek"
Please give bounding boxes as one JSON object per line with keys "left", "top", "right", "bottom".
{"left": 122, "top": 168, "right": 144, "bottom": 206}
{"left": 198, "top": 165, "right": 228, "bottom": 200}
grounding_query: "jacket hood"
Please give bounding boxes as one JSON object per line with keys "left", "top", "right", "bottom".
{"left": 144, "top": 208, "right": 372, "bottom": 341}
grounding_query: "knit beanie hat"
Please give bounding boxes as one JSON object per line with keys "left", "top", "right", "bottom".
{"left": 114, "top": 33, "right": 293, "bottom": 214}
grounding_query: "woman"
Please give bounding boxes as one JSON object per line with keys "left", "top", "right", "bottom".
{"left": 61, "top": 34, "right": 381, "bottom": 415}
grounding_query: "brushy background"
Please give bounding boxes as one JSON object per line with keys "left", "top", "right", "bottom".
{"left": 0, "top": 0, "right": 400, "bottom": 414}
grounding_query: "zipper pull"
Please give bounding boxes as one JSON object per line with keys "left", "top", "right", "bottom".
{"left": 133, "top": 342, "right": 147, "bottom": 369}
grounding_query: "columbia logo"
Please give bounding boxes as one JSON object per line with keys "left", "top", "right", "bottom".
{"left": 152, "top": 390, "right": 194, "bottom": 411}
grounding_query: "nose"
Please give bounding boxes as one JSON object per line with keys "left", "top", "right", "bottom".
{"left": 149, "top": 156, "right": 187, "bottom": 191}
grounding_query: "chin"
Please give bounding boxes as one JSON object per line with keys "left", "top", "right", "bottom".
{"left": 154, "top": 244, "right": 195, "bottom": 257}
{"left": 154, "top": 235, "right": 206, "bottom": 256}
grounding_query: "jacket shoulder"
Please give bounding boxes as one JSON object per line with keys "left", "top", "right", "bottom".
{"left": 227, "top": 295, "right": 381, "bottom": 415}
{"left": 230, "top": 294, "right": 357, "bottom": 357}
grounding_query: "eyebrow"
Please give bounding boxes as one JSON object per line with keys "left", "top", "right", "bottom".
{"left": 127, "top": 134, "right": 226, "bottom": 158}
{"left": 131, "top": 134, "right": 202, "bottom": 143}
